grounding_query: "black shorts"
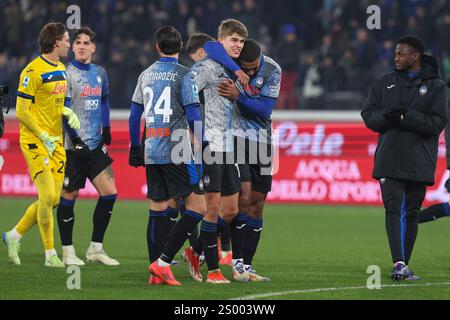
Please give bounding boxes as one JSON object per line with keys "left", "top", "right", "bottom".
{"left": 234, "top": 136, "right": 273, "bottom": 194}
{"left": 203, "top": 151, "right": 241, "bottom": 196}
{"left": 63, "top": 144, "right": 113, "bottom": 192}
{"left": 146, "top": 163, "right": 204, "bottom": 201}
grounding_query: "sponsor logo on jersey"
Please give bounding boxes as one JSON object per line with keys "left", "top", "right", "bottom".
{"left": 85, "top": 99, "right": 99, "bottom": 110}
{"left": 80, "top": 84, "right": 102, "bottom": 97}
{"left": 52, "top": 82, "right": 67, "bottom": 95}
{"left": 145, "top": 127, "right": 171, "bottom": 137}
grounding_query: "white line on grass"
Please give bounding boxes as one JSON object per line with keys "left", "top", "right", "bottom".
{"left": 230, "top": 282, "right": 450, "bottom": 300}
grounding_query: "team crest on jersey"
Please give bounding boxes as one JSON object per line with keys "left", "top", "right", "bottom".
{"left": 203, "top": 175, "right": 210, "bottom": 186}
{"left": 22, "top": 76, "right": 30, "bottom": 87}
{"left": 198, "top": 179, "right": 204, "bottom": 191}
{"left": 43, "top": 157, "right": 49, "bottom": 166}
{"left": 419, "top": 85, "right": 427, "bottom": 96}
{"left": 97, "top": 75, "right": 102, "bottom": 84}
{"left": 255, "top": 77, "right": 264, "bottom": 88}
{"left": 64, "top": 177, "right": 70, "bottom": 187}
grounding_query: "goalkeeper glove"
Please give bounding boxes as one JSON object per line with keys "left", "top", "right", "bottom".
{"left": 102, "top": 127, "right": 111, "bottom": 145}
{"left": 129, "top": 145, "right": 144, "bottom": 167}
{"left": 72, "top": 137, "right": 91, "bottom": 160}
{"left": 39, "top": 131, "right": 60, "bottom": 158}
{"left": 63, "top": 107, "right": 80, "bottom": 129}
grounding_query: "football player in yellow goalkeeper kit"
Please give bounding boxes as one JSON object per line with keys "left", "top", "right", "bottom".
{"left": 2, "top": 23, "right": 80, "bottom": 267}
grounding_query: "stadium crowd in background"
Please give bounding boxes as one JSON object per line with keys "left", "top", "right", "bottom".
{"left": 1, "top": 0, "right": 450, "bottom": 110}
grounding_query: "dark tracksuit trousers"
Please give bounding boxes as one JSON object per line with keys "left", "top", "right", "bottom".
{"left": 380, "top": 178, "right": 426, "bottom": 265}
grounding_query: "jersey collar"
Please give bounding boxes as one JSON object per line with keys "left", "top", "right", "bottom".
{"left": 39, "top": 55, "right": 58, "bottom": 67}
{"left": 72, "top": 59, "right": 91, "bottom": 71}
{"left": 159, "top": 57, "right": 178, "bottom": 63}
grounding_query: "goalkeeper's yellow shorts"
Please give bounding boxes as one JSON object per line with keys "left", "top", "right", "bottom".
{"left": 20, "top": 140, "right": 66, "bottom": 182}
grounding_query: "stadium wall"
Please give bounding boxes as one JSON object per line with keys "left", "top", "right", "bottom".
{"left": 1, "top": 111, "right": 448, "bottom": 206}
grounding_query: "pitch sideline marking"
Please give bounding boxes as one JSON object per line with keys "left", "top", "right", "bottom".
{"left": 230, "top": 282, "right": 450, "bottom": 300}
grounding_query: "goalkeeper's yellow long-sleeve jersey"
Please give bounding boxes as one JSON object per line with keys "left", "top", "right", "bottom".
{"left": 16, "top": 55, "right": 67, "bottom": 143}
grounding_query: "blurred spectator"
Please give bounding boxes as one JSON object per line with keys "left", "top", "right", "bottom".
{"left": 274, "top": 24, "right": 302, "bottom": 109}
{"left": 1, "top": 0, "right": 449, "bottom": 110}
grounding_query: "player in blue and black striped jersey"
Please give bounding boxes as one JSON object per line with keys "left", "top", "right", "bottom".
{"left": 56, "top": 27, "right": 119, "bottom": 267}
{"left": 204, "top": 39, "right": 282, "bottom": 282}
{"left": 128, "top": 26, "right": 211, "bottom": 286}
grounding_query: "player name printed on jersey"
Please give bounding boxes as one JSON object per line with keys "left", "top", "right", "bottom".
{"left": 147, "top": 72, "right": 178, "bottom": 82}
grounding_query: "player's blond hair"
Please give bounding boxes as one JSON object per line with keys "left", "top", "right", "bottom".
{"left": 218, "top": 19, "right": 248, "bottom": 39}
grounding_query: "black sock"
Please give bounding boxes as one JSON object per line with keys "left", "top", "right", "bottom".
{"left": 192, "top": 237, "right": 203, "bottom": 255}
{"left": 147, "top": 209, "right": 169, "bottom": 263}
{"left": 199, "top": 220, "right": 219, "bottom": 271}
{"left": 230, "top": 213, "right": 246, "bottom": 259}
{"left": 220, "top": 225, "right": 231, "bottom": 252}
{"left": 243, "top": 216, "right": 263, "bottom": 266}
{"left": 188, "top": 224, "right": 199, "bottom": 247}
{"left": 160, "top": 210, "right": 203, "bottom": 264}
{"left": 418, "top": 203, "right": 449, "bottom": 223}
{"left": 92, "top": 194, "right": 117, "bottom": 243}
{"left": 164, "top": 206, "right": 179, "bottom": 243}
{"left": 57, "top": 198, "right": 76, "bottom": 246}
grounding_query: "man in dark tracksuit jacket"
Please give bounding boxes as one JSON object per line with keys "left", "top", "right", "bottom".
{"left": 361, "top": 36, "right": 448, "bottom": 281}
{"left": 418, "top": 80, "right": 450, "bottom": 223}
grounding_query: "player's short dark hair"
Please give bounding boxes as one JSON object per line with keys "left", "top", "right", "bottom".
{"left": 74, "top": 26, "right": 96, "bottom": 43}
{"left": 398, "top": 35, "right": 425, "bottom": 55}
{"left": 218, "top": 19, "right": 248, "bottom": 39}
{"left": 239, "top": 39, "right": 261, "bottom": 62}
{"left": 155, "top": 26, "right": 182, "bottom": 55}
{"left": 38, "top": 22, "right": 68, "bottom": 54}
{"left": 186, "top": 33, "right": 215, "bottom": 55}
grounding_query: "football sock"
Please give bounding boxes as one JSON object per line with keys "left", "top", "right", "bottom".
{"left": 188, "top": 225, "right": 199, "bottom": 247}
{"left": 45, "top": 249, "right": 57, "bottom": 259}
{"left": 57, "top": 197, "right": 76, "bottom": 246}
{"left": 220, "top": 224, "right": 231, "bottom": 252}
{"left": 9, "top": 228, "right": 23, "bottom": 242}
{"left": 230, "top": 212, "right": 246, "bottom": 259}
{"left": 192, "top": 237, "right": 203, "bottom": 255}
{"left": 92, "top": 194, "right": 117, "bottom": 243}
{"left": 15, "top": 201, "right": 38, "bottom": 235}
{"left": 147, "top": 209, "right": 168, "bottom": 263}
{"left": 418, "top": 203, "right": 450, "bottom": 223}
{"left": 35, "top": 171, "right": 56, "bottom": 250}
{"left": 199, "top": 220, "right": 219, "bottom": 271}
{"left": 243, "top": 216, "right": 263, "bottom": 266}
{"left": 164, "top": 206, "right": 179, "bottom": 243}
{"left": 160, "top": 210, "right": 203, "bottom": 264}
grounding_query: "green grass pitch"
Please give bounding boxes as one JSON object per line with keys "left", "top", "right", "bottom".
{"left": 1, "top": 197, "right": 450, "bottom": 300}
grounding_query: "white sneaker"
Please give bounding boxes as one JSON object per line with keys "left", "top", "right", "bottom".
{"left": 86, "top": 247, "right": 119, "bottom": 266}
{"left": 232, "top": 259, "right": 249, "bottom": 282}
{"left": 62, "top": 246, "right": 85, "bottom": 266}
